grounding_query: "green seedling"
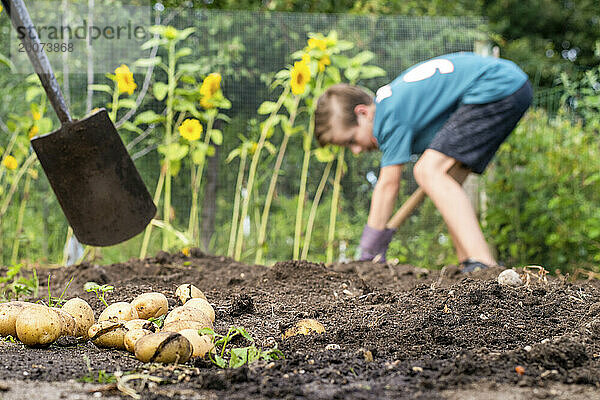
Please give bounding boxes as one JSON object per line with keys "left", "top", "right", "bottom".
{"left": 0, "top": 264, "right": 39, "bottom": 301}
{"left": 83, "top": 282, "right": 114, "bottom": 307}
{"left": 148, "top": 314, "right": 166, "bottom": 328}
{"left": 1, "top": 335, "right": 16, "bottom": 343}
{"left": 45, "top": 275, "right": 74, "bottom": 307}
{"left": 79, "top": 354, "right": 118, "bottom": 383}
{"left": 199, "top": 326, "right": 284, "bottom": 369}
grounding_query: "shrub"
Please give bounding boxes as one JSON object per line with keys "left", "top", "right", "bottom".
{"left": 483, "top": 109, "right": 600, "bottom": 272}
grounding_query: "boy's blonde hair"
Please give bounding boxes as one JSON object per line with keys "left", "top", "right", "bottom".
{"left": 314, "top": 83, "right": 373, "bottom": 146}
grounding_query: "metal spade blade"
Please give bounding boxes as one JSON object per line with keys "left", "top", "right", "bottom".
{"left": 3, "top": 0, "right": 156, "bottom": 246}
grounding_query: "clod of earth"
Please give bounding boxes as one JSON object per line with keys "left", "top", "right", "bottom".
{"left": 282, "top": 318, "right": 326, "bottom": 339}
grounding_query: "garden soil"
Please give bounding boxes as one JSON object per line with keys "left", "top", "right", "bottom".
{"left": 2, "top": 250, "right": 600, "bottom": 399}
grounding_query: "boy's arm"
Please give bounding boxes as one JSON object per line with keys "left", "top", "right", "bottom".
{"left": 359, "top": 164, "right": 403, "bottom": 261}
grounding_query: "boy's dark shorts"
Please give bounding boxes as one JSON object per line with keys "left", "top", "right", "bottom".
{"left": 428, "top": 80, "right": 533, "bottom": 174}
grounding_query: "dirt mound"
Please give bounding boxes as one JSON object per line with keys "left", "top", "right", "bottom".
{"left": 1, "top": 252, "right": 600, "bottom": 399}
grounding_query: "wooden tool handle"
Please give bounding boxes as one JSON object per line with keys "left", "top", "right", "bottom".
{"left": 385, "top": 161, "right": 470, "bottom": 230}
{"left": 2, "top": 0, "right": 72, "bottom": 123}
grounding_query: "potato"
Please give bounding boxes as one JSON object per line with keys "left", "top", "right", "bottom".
{"left": 0, "top": 301, "right": 29, "bottom": 337}
{"left": 124, "top": 319, "right": 158, "bottom": 333}
{"left": 88, "top": 320, "right": 127, "bottom": 349}
{"left": 175, "top": 284, "right": 207, "bottom": 304}
{"left": 131, "top": 292, "right": 169, "bottom": 320}
{"left": 162, "top": 320, "right": 213, "bottom": 333}
{"left": 124, "top": 328, "right": 153, "bottom": 353}
{"left": 183, "top": 298, "right": 215, "bottom": 323}
{"left": 62, "top": 298, "right": 95, "bottom": 339}
{"left": 282, "top": 319, "right": 326, "bottom": 339}
{"left": 178, "top": 329, "right": 215, "bottom": 358}
{"left": 98, "top": 302, "right": 139, "bottom": 322}
{"left": 15, "top": 304, "right": 62, "bottom": 347}
{"left": 134, "top": 332, "right": 192, "bottom": 363}
{"left": 164, "top": 306, "right": 212, "bottom": 326}
{"left": 51, "top": 307, "right": 76, "bottom": 336}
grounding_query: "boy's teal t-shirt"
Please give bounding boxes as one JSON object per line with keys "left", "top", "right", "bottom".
{"left": 373, "top": 52, "right": 528, "bottom": 167}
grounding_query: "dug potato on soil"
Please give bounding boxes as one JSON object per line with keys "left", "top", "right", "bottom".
{"left": 61, "top": 298, "right": 95, "bottom": 339}
{"left": 175, "top": 284, "right": 207, "bottom": 304}
{"left": 164, "top": 306, "right": 213, "bottom": 327}
{"left": 178, "top": 328, "right": 215, "bottom": 358}
{"left": 15, "top": 304, "right": 62, "bottom": 347}
{"left": 98, "top": 302, "right": 139, "bottom": 322}
{"left": 183, "top": 298, "right": 215, "bottom": 323}
{"left": 0, "top": 301, "right": 29, "bottom": 337}
{"left": 88, "top": 320, "right": 128, "bottom": 349}
{"left": 130, "top": 292, "right": 169, "bottom": 319}
{"left": 51, "top": 307, "right": 77, "bottom": 336}
{"left": 123, "top": 319, "right": 158, "bottom": 333}
{"left": 162, "top": 319, "right": 213, "bottom": 333}
{"left": 134, "top": 332, "right": 193, "bottom": 363}
{"left": 124, "top": 328, "right": 154, "bottom": 353}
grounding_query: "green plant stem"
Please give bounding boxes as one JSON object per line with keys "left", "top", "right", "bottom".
{"left": 302, "top": 160, "right": 332, "bottom": 259}
{"left": 109, "top": 82, "right": 119, "bottom": 122}
{"left": 10, "top": 172, "right": 31, "bottom": 265}
{"left": 293, "top": 73, "right": 323, "bottom": 259}
{"left": 227, "top": 148, "right": 248, "bottom": 258}
{"left": 140, "top": 164, "right": 166, "bottom": 259}
{"left": 0, "top": 127, "right": 20, "bottom": 186}
{"left": 188, "top": 114, "right": 215, "bottom": 244}
{"left": 293, "top": 136, "right": 312, "bottom": 259}
{"left": 162, "top": 40, "right": 176, "bottom": 251}
{"left": 327, "top": 148, "right": 345, "bottom": 263}
{"left": 255, "top": 96, "right": 300, "bottom": 264}
{"left": 234, "top": 86, "right": 290, "bottom": 260}
{"left": 0, "top": 153, "right": 36, "bottom": 217}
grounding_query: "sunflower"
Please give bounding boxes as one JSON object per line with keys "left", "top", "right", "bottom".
{"left": 28, "top": 125, "right": 39, "bottom": 139}
{"left": 2, "top": 155, "right": 18, "bottom": 170}
{"left": 199, "top": 73, "right": 222, "bottom": 108}
{"left": 318, "top": 55, "right": 331, "bottom": 72}
{"left": 114, "top": 64, "right": 137, "bottom": 95}
{"left": 179, "top": 118, "right": 203, "bottom": 141}
{"left": 290, "top": 60, "right": 311, "bottom": 95}
{"left": 307, "top": 37, "right": 327, "bottom": 51}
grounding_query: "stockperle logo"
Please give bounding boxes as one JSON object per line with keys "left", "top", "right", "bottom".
{"left": 15, "top": 19, "right": 149, "bottom": 41}
{"left": 6, "top": 0, "right": 152, "bottom": 74}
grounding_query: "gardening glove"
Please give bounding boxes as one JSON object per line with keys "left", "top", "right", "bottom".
{"left": 359, "top": 225, "right": 396, "bottom": 263}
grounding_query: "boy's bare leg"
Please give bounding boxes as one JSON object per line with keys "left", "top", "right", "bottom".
{"left": 413, "top": 149, "right": 496, "bottom": 266}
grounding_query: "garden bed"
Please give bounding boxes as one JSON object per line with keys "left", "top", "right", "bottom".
{"left": 1, "top": 251, "right": 600, "bottom": 399}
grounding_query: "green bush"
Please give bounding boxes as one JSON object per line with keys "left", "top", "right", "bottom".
{"left": 483, "top": 109, "right": 600, "bottom": 272}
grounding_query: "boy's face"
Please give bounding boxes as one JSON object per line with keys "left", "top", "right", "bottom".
{"left": 329, "top": 103, "right": 378, "bottom": 155}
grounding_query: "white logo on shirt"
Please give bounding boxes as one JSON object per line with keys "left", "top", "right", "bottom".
{"left": 375, "top": 85, "right": 392, "bottom": 103}
{"left": 402, "top": 59, "right": 455, "bottom": 83}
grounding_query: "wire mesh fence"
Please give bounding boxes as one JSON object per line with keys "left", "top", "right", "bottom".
{"left": 1, "top": 6, "right": 544, "bottom": 267}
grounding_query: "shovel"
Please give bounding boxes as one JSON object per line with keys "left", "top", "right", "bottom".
{"left": 2, "top": 0, "right": 156, "bottom": 246}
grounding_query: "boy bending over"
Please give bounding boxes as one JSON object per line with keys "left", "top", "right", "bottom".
{"left": 314, "top": 52, "right": 532, "bottom": 272}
